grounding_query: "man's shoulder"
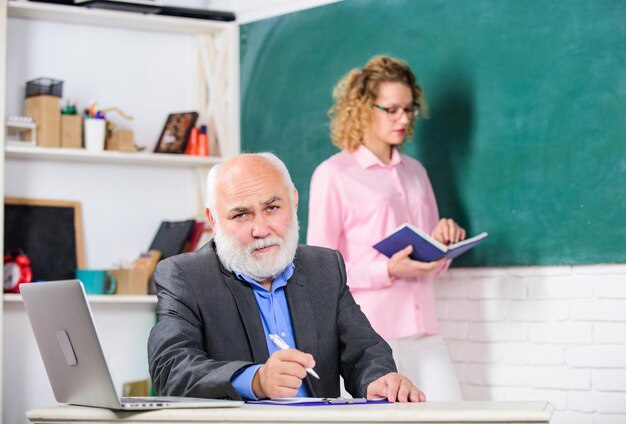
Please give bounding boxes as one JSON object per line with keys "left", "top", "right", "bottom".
{"left": 294, "top": 244, "right": 341, "bottom": 268}
{"left": 296, "top": 243, "right": 336, "bottom": 256}
{"left": 293, "top": 245, "right": 345, "bottom": 292}
{"left": 153, "top": 242, "right": 229, "bottom": 295}
{"left": 156, "top": 241, "right": 219, "bottom": 272}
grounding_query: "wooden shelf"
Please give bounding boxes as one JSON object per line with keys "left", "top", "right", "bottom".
{"left": 6, "top": 145, "right": 221, "bottom": 168}
{"left": 4, "top": 292, "right": 157, "bottom": 304}
{"left": 7, "top": 0, "right": 234, "bottom": 34}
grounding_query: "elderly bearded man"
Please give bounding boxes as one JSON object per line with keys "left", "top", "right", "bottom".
{"left": 148, "top": 153, "right": 425, "bottom": 402}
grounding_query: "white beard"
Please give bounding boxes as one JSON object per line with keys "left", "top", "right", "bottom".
{"left": 214, "top": 213, "right": 299, "bottom": 282}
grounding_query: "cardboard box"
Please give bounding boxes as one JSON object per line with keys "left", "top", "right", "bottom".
{"left": 25, "top": 95, "right": 61, "bottom": 148}
{"left": 123, "top": 379, "right": 150, "bottom": 397}
{"left": 106, "top": 129, "right": 135, "bottom": 152}
{"left": 109, "top": 251, "right": 160, "bottom": 295}
{"left": 108, "top": 268, "right": 150, "bottom": 295}
{"left": 61, "top": 115, "right": 82, "bottom": 148}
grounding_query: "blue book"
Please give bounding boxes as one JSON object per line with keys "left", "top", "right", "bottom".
{"left": 373, "top": 223, "right": 488, "bottom": 262}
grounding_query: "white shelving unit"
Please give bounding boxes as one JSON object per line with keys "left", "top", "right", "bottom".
{"left": 1, "top": 2, "right": 240, "bottom": 422}
{"left": 6, "top": 144, "right": 222, "bottom": 167}
{"left": 8, "top": 1, "right": 232, "bottom": 33}
{"left": 0, "top": 0, "right": 7, "bottom": 420}
{"left": 5, "top": 0, "right": 240, "bottom": 158}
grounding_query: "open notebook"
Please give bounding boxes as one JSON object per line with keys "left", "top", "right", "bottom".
{"left": 20, "top": 279, "right": 243, "bottom": 410}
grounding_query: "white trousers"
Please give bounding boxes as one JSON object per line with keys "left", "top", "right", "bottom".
{"left": 340, "top": 334, "right": 462, "bottom": 401}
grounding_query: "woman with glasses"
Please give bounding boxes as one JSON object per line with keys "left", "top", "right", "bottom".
{"left": 307, "top": 55, "right": 465, "bottom": 401}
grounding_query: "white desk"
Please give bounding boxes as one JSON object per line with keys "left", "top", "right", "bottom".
{"left": 27, "top": 401, "right": 554, "bottom": 423}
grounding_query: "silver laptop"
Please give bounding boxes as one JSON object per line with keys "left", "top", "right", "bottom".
{"left": 20, "top": 279, "right": 243, "bottom": 410}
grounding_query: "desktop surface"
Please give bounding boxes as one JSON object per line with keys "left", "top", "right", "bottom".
{"left": 27, "top": 400, "right": 555, "bottom": 423}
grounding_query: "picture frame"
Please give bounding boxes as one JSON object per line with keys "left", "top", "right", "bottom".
{"left": 154, "top": 111, "right": 199, "bottom": 154}
{"left": 4, "top": 197, "right": 84, "bottom": 281}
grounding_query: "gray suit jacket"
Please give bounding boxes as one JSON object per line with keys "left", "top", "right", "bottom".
{"left": 148, "top": 241, "right": 396, "bottom": 400}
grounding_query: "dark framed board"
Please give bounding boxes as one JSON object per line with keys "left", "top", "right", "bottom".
{"left": 4, "top": 198, "right": 85, "bottom": 281}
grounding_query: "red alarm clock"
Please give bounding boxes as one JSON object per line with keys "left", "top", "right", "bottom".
{"left": 4, "top": 249, "right": 33, "bottom": 293}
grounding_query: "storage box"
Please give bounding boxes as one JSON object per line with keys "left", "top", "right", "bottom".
{"left": 108, "top": 268, "right": 150, "bottom": 295}
{"left": 25, "top": 95, "right": 61, "bottom": 147}
{"left": 61, "top": 115, "right": 82, "bottom": 148}
{"left": 106, "top": 129, "right": 135, "bottom": 152}
{"left": 123, "top": 379, "right": 150, "bottom": 397}
{"left": 26, "top": 77, "right": 63, "bottom": 98}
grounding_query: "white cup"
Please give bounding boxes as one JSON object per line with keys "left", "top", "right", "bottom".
{"left": 83, "top": 119, "right": 106, "bottom": 152}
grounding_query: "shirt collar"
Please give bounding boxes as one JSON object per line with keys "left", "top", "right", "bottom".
{"left": 353, "top": 144, "right": 403, "bottom": 169}
{"left": 236, "top": 262, "right": 295, "bottom": 293}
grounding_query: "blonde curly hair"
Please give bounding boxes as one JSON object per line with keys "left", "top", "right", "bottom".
{"left": 329, "top": 55, "right": 427, "bottom": 152}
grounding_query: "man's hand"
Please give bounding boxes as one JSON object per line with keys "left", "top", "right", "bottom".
{"left": 251, "top": 349, "right": 315, "bottom": 399}
{"left": 431, "top": 218, "right": 466, "bottom": 245}
{"left": 387, "top": 245, "right": 443, "bottom": 278}
{"left": 366, "top": 372, "right": 426, "bottom": 403}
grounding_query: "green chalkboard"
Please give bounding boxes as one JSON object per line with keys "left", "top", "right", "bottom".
{"left": 240, "top": 0, "right": 626, "bottom": 266}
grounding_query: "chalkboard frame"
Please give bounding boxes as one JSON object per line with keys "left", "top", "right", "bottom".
{"left": 4, "top": 197, "right": 85, "bottom": 281}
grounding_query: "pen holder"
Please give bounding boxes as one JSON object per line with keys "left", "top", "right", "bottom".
{"left": 61, "top": 115, "right": 82, "bottom": 148}
{"left": 108, "top": 268, "right": 150, "bottom": 295}
{"left": 84, "top": 118, "right": 106, "bottom": 152}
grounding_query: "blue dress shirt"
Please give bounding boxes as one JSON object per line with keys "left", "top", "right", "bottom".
{"left": 230, "top": 263, "right": 311, "bottom": 399}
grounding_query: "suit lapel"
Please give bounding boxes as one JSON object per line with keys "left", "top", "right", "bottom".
{"left": 213, "top": 242, "right": 320, "bottom": 394}
{"left": 285, "top": 269, "right": 320, "bottom": 395}
{"left": 222, "top": 273, "right": 269, "bottom": 364}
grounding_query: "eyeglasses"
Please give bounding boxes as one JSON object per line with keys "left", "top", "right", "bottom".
{"left": 372, "top": 103, "right": 420, "bottom": 121}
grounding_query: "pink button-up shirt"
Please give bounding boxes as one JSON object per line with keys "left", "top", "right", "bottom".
{"left": 307, "top": 146, "right": 446, "bottom": 338}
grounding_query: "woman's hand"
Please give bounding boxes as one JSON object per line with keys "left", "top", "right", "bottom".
{"left": 387, "top": 245, "right": 443, "bottom": 278}
{"left": 431, "top": 218, "right": 466, "bottom": 245}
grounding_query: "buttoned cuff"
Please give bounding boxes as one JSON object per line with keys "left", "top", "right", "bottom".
{"left": 370, "top": 260, "right": 393, "bottom": 289}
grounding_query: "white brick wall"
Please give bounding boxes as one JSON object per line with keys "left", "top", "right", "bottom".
{"left": 437, "top": 264, "right": 626, "bottom": 423}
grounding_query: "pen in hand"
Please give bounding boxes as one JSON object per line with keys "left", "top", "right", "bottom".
{"left": 269, "top": 333, "right": 320, "bottom": 379}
